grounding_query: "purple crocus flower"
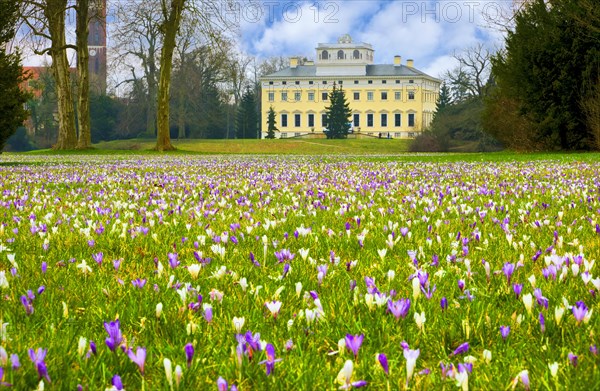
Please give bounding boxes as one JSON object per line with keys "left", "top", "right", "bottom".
{"left": 534, "top": 288, "right": 549, "bottom": 309}
{"left": 28, "top": 348, "right": 50, "bottom": 382}
{"left": 184, "top": 343, "right": 194, "bottom": 367}
{"left": 92, "top": 252, "right": 103, "bottom": 265}
{"left": 500, "top": 325, "right": 510, "bottom": 340}
{"left": 132, "top": 278, "right": 146, "bottom": 288}
{"left": 41, "top": 262, "right": 47, "bottom": 274}
{"left": 104, "top": 320, "right": 123, "bottom": 351}
{"left": 20, "top": 295, "right": 34, "bottom": 315}
{"left": 204, "top": 306, "right": 213, "bottom": 323}
{"left": 168, "top": 252, "right": 180, "bottom": 269}
{"left": 387, "top": 298, "right": 411, "bottom": 319}
{"left": 344, "top": 334, "right": 364, "bottom": 358}
{"left": 457, "top": 279, "right": 465, "bottom": 292}
{"left": 259, "top": 343, "right": 282, "bottom": 375}
{"left": 421, "top": 284, "right": 436, "bottom": 299}
{"left": 572, "top": 301, "right": 588, "bottom": 324}
{"left": 249, "top": 252, "right": 260, "bottom": 267}
{"left": 451, "top": 342, "right": 469, "bottom": 356}
{"left": 539, "top": 312, "right": 545, "bottom": 333}
{"left": 113, "top": 259, "right": 121, "bottom": 271}
{"left": 217, "top": 377, "right": 230, "bottom": 391}
{"left": 281, "top": 263, "right": 290, "bottom": 278}
{"left": 89, "top": 341, "right": 97, "bottom": 355}
{"left": 502, "top": 262, "right": 515, "bottom": 283}
{"left": 349, "top": 279, "right": 357, "bottom": 291}
{"left": 127, "top": 346, "right": 146, "bottom": 374}
{"left": 568, "top": 352, "right": 578, "bottom": 367}
{"left": 111, "top": 374, "right": 124, "bottom": 390}
{"left": 242, "top": 331, "right": 261, "bottom": 361}
{"left": 11, "top": 353, "right": 20, "bottom": 370}
{"left": 513, "top": 283, "right": 523, "bottom": 299}
{"left": 378, "top": 353, "right": 389, "bottom": 375}
{"left": 440, "top": 297, "right": 448, "bottom": 311}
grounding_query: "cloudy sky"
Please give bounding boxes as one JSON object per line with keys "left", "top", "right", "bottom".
{"left": 237, "top": 0, "right": 509, "bottom": 78}
{"left": 22, "top": 0, "right": 510, "bottom": 81}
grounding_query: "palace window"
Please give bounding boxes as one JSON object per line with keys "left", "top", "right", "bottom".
{"left": 353, "top": 50, "right": 360, "bottom": 59}
{"left": 294, "top": 114, "right": 301, "bottom": 127}
{"left": 294, "top": 92, "right": 301, "bottom": 101}
{"left": 367, "top": 92, "right": 373, "bottom": 101}
{"left": 408, "top": 113, "right": 415, "bottom": 127}
{"left": 353, "top": 92, "right": 360, "bottom": 100}
{"left": 353, "top": 113, "right": 360, "bottom": 127}
{"left": 367, "top": 114, "right": 373, "bottom": 127}
{"left": 281, "top": 114, "right": 288, "bottom": 127}
{"left": 381, "top": 92, "right": 388, "bottom": 100}
{"left": 394, "top": 113, "right": 401, "bottom": 127}
{"left": 408, "top": 91, "right": 415, "bottom": 100}
{"left": 322, "top": 50, "right": 329, "bottom": 60}
{"left": 394, "top": 91, "right": 401, "bottom": 100}
{"left": 321, "top": 113, "right": 328, "bottom": 128}
{"left": 268, "top": 92, "right": 274, "bottom": 102}
{"left": 337, "top": 50, "right": 344, "bottom": 59}
{"left": 381, "top": 113, "right": 388, "bottom": 127}
{"left": 322, "top": 92, "right": 328, "bottom": 101}
{"left": 308, "top": 114, "right": 315, "bottom": 127}
{"left": 308, "top": 92, "right": 315, "bottom": 101}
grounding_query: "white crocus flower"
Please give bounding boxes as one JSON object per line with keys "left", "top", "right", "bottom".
{"left": 232, "top": 317, "right": 245, "bottom": 333}
{"left": 0, "top": 271, "right": 8, "bottom": 289}
{"left": 522, "top": 293, "right": 533, "bottom": 315}
{"left": 187, "top": 264, "right": 201, "bottom": 279}
{"left": 77, "top": 260, "right": 92, "bottom": 275}
{"left": 549, "top": 362, "right": 559, "bottom": 377}
{"left": 164, "top": 358, "right": 173, "bottom": 390}
{"left": 78, "top": 336, "right": 88, "bottom": 357}
{"left": 482, "top": 349, "right": 492, "bottom": 364}
{"left": 414, "top": 311, "right": 426, "bottom": 332}
{"left": 239, "top": 277, "right": 248, "bottom": 291}
{"left": 404, "top": 348, "right": 420, "bottom": 387}
{"left": 156, "top": 303, "right": 163, "bottom": 318}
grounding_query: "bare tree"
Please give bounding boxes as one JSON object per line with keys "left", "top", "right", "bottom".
{"left": 443, "top": 43, "right": 492, "bottom": 101}
{"left": 75, "top": 0, "right": 91, "bottom": 149}
{"left": 21, "top": 0, "right": 78, "bottom": 149}
{"left": 111, "top": 0, "right": 162, "bottom": 138}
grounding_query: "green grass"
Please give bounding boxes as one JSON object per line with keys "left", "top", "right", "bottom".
{"left": 18, "top": 138, "right": 600, "bottom": 163}
{"left": 25, "top": 138, "right": 411, "bottom": 156}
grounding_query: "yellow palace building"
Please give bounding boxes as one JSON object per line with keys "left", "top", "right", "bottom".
{"left": 260, "top": 34, "right": 441, "bottom": 139}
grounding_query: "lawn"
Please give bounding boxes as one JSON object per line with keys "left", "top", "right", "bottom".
{"left": 0, "top": 151, "right": 598, "bottom": 390}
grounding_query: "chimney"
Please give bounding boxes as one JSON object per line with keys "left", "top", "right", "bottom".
{"left": 406, "top": 59, "right": 414, "bottom": 68}
{"left": 290, "top": 57, "right": 299, "bottom": 68}
{"left": 394, "top": 55, "right": 401, "bottom": 66}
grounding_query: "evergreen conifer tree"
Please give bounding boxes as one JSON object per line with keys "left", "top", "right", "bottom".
{"left": 236, "top": 88, "right": 258, "bottom": 139}
{"left": 324, "top": 83, "right": 352, "bottom": 139}
{"left": 0, "top": 0, "right": 30, "bottom": 152}
{"left": 266, "top": 106, "right": 278, "bottom": 139}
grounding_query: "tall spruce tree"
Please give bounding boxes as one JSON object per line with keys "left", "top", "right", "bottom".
{"left": 0, "top": 0, "right": 30, "bottom": 152}
{"left": 236, "top": 88, "right": 258, "bottom": 139}
{"left": 488, "top": 0, "right": 600, "bottom": 150}
{"left": 266, "top": 106, "right": 277, "bottom": 139}
{"left": 434, "top": 83, "right": 452, "bottom": 118}
{"left": 324, "top": 83, "right": 351, "bottom": 139}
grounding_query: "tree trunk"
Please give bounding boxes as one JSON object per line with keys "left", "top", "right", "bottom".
{"left": 146, "top": 46, "right": 157, "bottom": 137}
{"left": 155, "top": 0, "right": 185, "bottom": 151}
{"left": 46, "top": 0, "right": 77, "bottom": 150}
{"left": 76, "top": 0, "right": 92, "bottom": 149}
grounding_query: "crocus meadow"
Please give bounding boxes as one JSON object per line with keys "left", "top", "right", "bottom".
{"left": 0, "top": 155, "right": 598, "bottom": 389}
